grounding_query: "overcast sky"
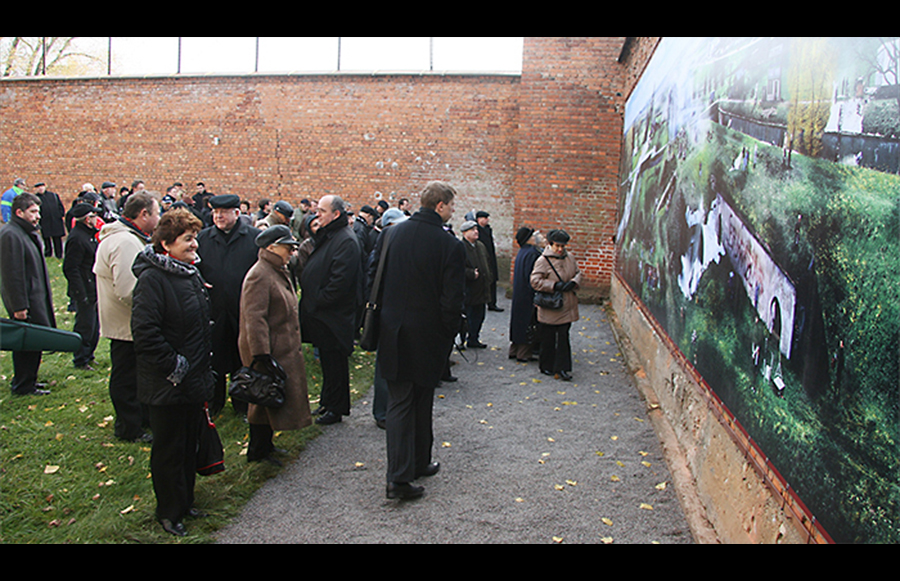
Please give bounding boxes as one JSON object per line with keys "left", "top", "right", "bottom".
{"left": 78, "top": 37, "right": 524, "bottom": 76}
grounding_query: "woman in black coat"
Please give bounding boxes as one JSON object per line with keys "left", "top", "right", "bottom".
{"left": 131, "top": 208, "right": 214, "bottom": 537}
{"left": 508, "top": 227, "right": 543, "bottom": 362}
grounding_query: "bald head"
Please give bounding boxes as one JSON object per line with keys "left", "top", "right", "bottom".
{"left": 316, "top": 194, "right": 345, "bottom": 228}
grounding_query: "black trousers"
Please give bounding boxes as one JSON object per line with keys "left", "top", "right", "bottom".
{"left": 10, "top": 350, "right": 42, "bottom": 394}
{"left": 539, "top": 322, "right": 572, "bottom": 374}
{"left": 385, "top": 379, "right": 434, "bottom": 484}
{"left": 42, "top": 236, "right": 63, "bottom": 259}
{"left": 148, "top": 403, "right": 203, "bottom": 523}
{"left": 72, "top": 300, "right": 99, "bottom": 368}
{"left": 318, "top": 347, "right": 351, "bottom": 416}
{"left": 109, "top": 339, "right": 149, "bottom": 440}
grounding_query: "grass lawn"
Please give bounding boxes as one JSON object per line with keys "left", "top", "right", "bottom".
{"left": 0, "top": 256, "right": 375, "bottom": 543}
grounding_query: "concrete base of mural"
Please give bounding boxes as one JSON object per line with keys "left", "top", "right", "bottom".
{"left": 609, "top": 273, "right": 809, "bottom": 544}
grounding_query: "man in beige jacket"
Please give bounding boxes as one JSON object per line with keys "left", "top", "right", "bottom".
{"left": 94, "top": 192, "right": 160, "bottom": 442}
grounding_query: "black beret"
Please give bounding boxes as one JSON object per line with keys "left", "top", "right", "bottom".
{"left": 475, "top": 210, "right": 490, "bottom": 219}
{"left": 273, "top": 200, "right": 294, "bottom": 218}
{"left": 360, "top": 204, "right": 379, "bottom": 218}
{"left": 256, "top": 224, "right": 299, "bottom": 248}
{"left": 209, "top": 194, "right": 241, "bottom": 209}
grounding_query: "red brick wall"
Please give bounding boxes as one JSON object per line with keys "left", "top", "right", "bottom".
{"left": 1, "top": 38, "right": 660, "bottom": 294}
{"left": 511, "top": 37, "right": 660, "bottom": 294}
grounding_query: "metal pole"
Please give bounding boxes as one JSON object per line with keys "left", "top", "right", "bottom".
{"left": 177, "top": 37, "right": 182, "bottom": 74}
{"left": 255, "top": 37, "right": 259, "bottom": 73}
{"left": 430, "top": 37, "right": 433, "bottom": 71}
{"left": 337, "top": 37, "right": 341, "bottom": 71}
{"left": 41, "top": 37, "right": 46, "bottom": 75}
{"left": 108, "top": 37, "right": 112, "bottom": 75}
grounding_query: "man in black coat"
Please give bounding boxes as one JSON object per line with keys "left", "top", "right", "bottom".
{"left": 475, "top": 210, "right": 503, "bottom": 312}
{"left": 0, "top": 193, "right": 56, "bottom": 395}
{"left": 196, "top": 194, "right": 261, "bottom": 416}
{"left": 373, "top": 181, "right": 466, "bottom": 499}
{"left": 63, "top": 203, "right": 101, "bottom": 370}
{"left": 300, "top": 195, "right": 363, "bottom": 426}
{"left": 34, "top": 182, "right": 66, "bottom": 259}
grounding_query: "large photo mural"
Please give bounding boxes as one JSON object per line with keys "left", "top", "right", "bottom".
{"left": 616, "top": 37, "right": 898, "bottom": 543}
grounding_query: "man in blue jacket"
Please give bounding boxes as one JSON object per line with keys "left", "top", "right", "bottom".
{"left": 1, "top": 178, "right": 27, "bottom": 223}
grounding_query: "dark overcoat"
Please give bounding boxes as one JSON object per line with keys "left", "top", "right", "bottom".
{"left": 374, "top": 208, "right": 466, "bottom": 389}
{"left": 131, "top": 246, "right": 215, "bottom": 406}
{"left": 300, "top": 214, "right": 362, "bottom": 356}
{"left": 477, "top": 222, "right": 499, "bottom": 281}
{"left": 62, "top": 220, "right": 99, "bottom": 305}
{"left": 463, "top": 238, "right": 494, "bottom": 306}
{"left": 0, "top": 215, "right": 55, "bottom": 327}
{"left": 196, "top": 219, "right": 261, "bottom": 373}
{"left": 37, "top": 190, "right": 66, "bottom": 238}
{"left": 509, "top": 243, "right": 542, "bottom": 344}
{"left": 238, "top": 248, "right": 312, "bottom": 431}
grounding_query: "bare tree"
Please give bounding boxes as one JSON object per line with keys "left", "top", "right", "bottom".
{"left": 1, "top": 36, "right": 100, "bottom": 77}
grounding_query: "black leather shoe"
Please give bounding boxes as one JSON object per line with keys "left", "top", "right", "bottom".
{"left": 441, "top": 374, "right": 458, "bottom": 383}
{"left": 316, "top": 411, "right": 342, "bottom": 425}
{"left": 488, "top": 306, "right": 504, "bottom": 312}
{"left": 416, "top": 462, "right": 440, "bottom": 477}
{"left": 375, "top": 418, "right": 386, "bottom": 430}
{"left": 558, "top": 370, "right": 573, "bottom": 381}
{"left": 15, "top": 388, "right": 50, "bottom": 396}
{"left": 186, "top": 508, "right": 207, "bottom": 518}
{"left": 159, "top": 518, "right": 187, "bottom": 536}
{"left": 540, "top": 369, "right": 555, "bottom": 377}
{"left": 386, "top": 482, "right": 424, "bottom": 500}
{"left": 467, "top": 341, "right": 488, "bottom": 349}
{"left": 313, "top": 405, "right": 327, "bottom": 415}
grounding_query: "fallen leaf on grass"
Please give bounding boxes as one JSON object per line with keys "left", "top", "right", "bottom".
{"left": 44, "top": 465, "right": 59, "bottom": 474}
{"left": 120, "top": 505, "right": 134, "bottom": 514}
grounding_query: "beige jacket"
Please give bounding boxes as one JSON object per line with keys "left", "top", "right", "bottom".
{"left": 93, "top": 219, "right": 149, "bottom": 341}
{"left": 530, "top": 247, "right": 582, "bottom": 325}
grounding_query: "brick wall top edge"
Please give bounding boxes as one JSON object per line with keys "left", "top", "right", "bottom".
{"left": 0, "top": 71, "right": 522, "bottom": 84}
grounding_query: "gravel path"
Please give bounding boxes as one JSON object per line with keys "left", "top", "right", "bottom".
{"left": 215, "top": 294, "right": 694, "bottom": 544}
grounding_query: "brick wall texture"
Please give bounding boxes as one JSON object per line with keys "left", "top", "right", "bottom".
{"left": 0, "top": 37, "right": 660, "bottom": 293}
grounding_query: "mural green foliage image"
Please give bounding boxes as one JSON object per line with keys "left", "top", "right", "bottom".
{"left": 617, "top": 37, "right": 899, "bottom": 543}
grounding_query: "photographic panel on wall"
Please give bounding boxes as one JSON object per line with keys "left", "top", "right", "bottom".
{"left": 616, "top": 36, "right": 899, "bottom": 544}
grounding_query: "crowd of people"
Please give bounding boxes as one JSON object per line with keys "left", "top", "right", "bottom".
{"left": 1, "top": 175, "right": 583, "bottom": 534}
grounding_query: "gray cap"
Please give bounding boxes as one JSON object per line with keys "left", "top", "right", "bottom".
{"left": 273, "top": 200, "right": 294, "bottom": 218}
{"left": 381, "top": 208, "right": 407, "bottom": 228}
{"left": 256, "top": 224, "right": 300, "bottom": 248}
{"left": 460, "top": 220, "right": 478, "bottom": 232}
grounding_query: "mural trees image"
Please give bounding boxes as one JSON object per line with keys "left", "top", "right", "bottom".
{"left": 616, "top": 37, "right": 898, "bottom": 543}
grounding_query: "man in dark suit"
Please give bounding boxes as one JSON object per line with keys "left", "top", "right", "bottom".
{"left": 34, "top": 182, "right": 66, "bottom": 259}
{"left": 372, "top": 181, "right": 466, "bottom": 499}
{"left": 63, "top": 203, "right": 101, "bottom": 370}
{"left": 0, "top": 193, "right": 56, "bottom": 395}
{"left": 475, "top": 210, "right": 503, "bottom": 312}
{"left": 300, "top": 194, "right": 363, "bottom": 426}
{"left": 196, "top": 194, "right": 261, "bottom": 416}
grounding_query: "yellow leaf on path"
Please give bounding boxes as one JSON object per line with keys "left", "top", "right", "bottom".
{"left": 610, "top": 435, "right": 618, "bottom": 441}
{"left": 515, "top": 497, "right": 525, "bottom": 503}
{"left": 616, "top": 460, "right": 625, "bottom": 467}
{"left": 44, "top": 465, "right": 60, "bottom": 474}
{"left": 566, "top": 479, "right": 577, "bottom": 486}
{"left": 655, "top": 482, "right": 667, "bottom": 491}
{"left": 600, "top": 536, "right": 614, "bottom": 544}
{"left": 441, "top": 442, "right": 451, "bottom": 448}
{"left": 611, "top": 475, "right": 620, "bottom": 482}
{"left": 354, "top": 462, "right": 365, "bottom": 468}
{"left": 640, "top": 503, "right": 654, "bottom": 510}
{"left": 595, "top": 451, "right": 605, "bottom": 457}
{"left": 547, "top": 437, "right": 555, "bottom": 442}
{"left": 642, "top": 461, "right": 652, "bottom": 467}
{"left": 552, "top": 536, "right": 564, "bottom": 543}
{"left": 639, "top": 451, "right": 649, "bottom": 456}
{"left": 554, "top": 484, "right": 565, "bottom": 491}
{"left": 601, "top": 517, "right": 613, "bottom": 526}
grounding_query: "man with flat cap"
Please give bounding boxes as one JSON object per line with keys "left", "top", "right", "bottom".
{"left": 196, "top": 194, "right": 261, "bottom": 416}
{"left": 257, "top": 200, "right": 293, "bottom": 230}
{"left": 63, "top": 203, "right": 101, "bottom": 370}
{"left": 475, "top": 210, "right": 502, "bottom": 312}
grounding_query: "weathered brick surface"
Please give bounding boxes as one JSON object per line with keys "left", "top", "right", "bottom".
{"left": 1, "top": 38, "right": 661, "bottom": 293}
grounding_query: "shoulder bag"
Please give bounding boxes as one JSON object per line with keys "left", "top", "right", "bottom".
{"left": 533, "top": 257, "right": 565, "bottom": 310}
{"left": 196, "top": 403, "right": 225, "bottom": 476}
{"left": 359, "top": 228, "right": 395, "bottom": 352}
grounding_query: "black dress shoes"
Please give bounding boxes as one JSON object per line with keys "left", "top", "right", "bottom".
{"left": 416, "top": 462, "right": 440, "bottom": 477}
{"left": 441, "top": 374, "right": 458, "bottom": 383}
{"left": 315, "top": 411, "right": 342, "bottom": 425}
{"left": 159, "top": 518, "right": 187, "bottom": 537}
{"left": 558, "top": 370, "right": 573, "bottom": 381}
{"left": 540, "top": 369, "right": 555, "bottom": 377}
{"left": 386, "top": 482, "right": 425, "bottom": 500}
{"left": 488, "top": 305, "right": 504, "bottom": 312}
{"left": 15, "top": 388, "right": 50, "bottom": 396}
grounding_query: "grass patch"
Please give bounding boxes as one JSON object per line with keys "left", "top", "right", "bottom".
{"left": 1, "top": 257, "right": 375, "bottom": 543}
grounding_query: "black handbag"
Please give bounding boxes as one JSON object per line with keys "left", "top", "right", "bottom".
{"left": 359, "top": 228, "right": 395, "bottom": 352}
{"left": 533, "top": 258, "right": 565, "bottom": 310}
{"left": 196, "top": 403, "right": 225, "bottom": 476}
{"left": 228, "top": 359, "right": 286, "bottom": 408}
